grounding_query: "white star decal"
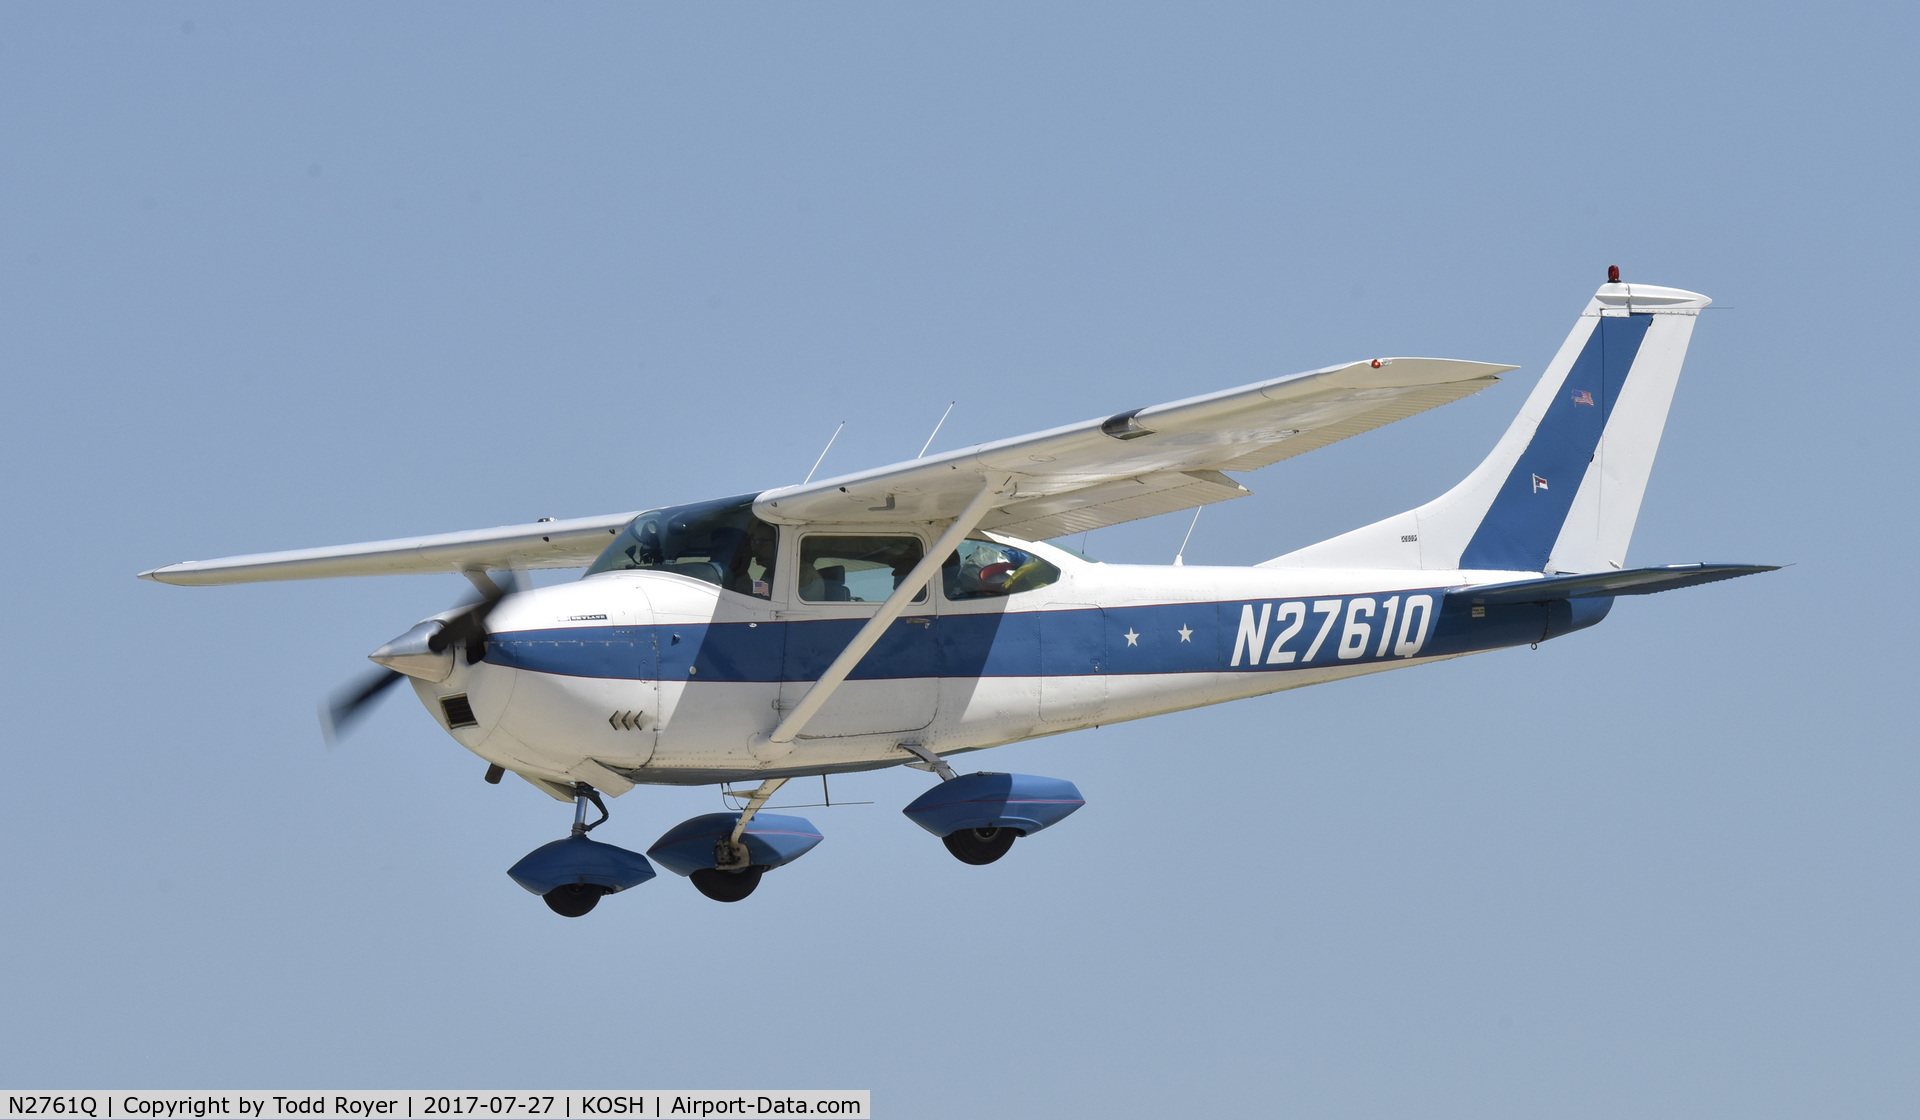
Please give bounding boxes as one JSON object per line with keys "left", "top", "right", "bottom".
{"left": 1124, "top": 628, "right": 1140, "bottom": 647}
{"left": 1177, "top": 624, "right": 1193, "bottom": 643}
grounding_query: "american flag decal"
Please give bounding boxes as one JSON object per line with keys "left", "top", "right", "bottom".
{"left": 1531, "top": 473, "right": 1549, "bottom": 493}
{"left": 1572, "top": 389, "right": 1595, "bottom": 406}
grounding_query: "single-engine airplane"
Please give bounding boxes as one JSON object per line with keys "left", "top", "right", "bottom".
{"left": 141, "top": 271, "right": 1772, "bottom": 915}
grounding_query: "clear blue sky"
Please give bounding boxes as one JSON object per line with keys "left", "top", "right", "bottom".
{"left": 3, "top": 4, "right": 1915, "bottom": 1115}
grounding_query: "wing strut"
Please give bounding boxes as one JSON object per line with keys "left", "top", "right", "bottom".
{"left": 752, "top": 478, "right": 1005, "bottom": 760}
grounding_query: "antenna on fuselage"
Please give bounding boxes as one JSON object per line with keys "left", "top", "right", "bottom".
{"left": 804, "top": 420, "right": 846, "bottom": 485}
{"left": 1173, "top": 507, "right": 1203, "bottom": 566}
{"left": 918, "top": 401, "right": 956, "bottom": 458}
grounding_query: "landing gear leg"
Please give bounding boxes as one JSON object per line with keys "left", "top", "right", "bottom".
{"left": 568, "top": 783, "right": 610, "bottom": 836}
{"left": 693, "top": 778, "right": 788, "bottom": 903}
{"left": 898, "top": 739, "right": 958, "bottom": 781}
{"left": 541, "top": 784, "right": 613, "bottom": 916}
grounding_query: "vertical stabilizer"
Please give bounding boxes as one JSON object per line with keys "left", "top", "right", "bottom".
{"left": 1267, "top": 278, "right": 1711, "bottom": 574}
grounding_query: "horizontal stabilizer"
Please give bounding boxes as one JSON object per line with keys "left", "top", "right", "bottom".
{"left": 1461, "top": 563, "right": 1779, "bottom": 605}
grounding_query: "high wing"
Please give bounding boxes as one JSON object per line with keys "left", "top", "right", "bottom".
{"left": 139, "top": 356, "right": 1507, "bottom": 586}
{"left": 139, "top": 511, "right": 639, "bottom": 586}
{"left": 755, "top": 357, "right": 1512, "bottom": 538}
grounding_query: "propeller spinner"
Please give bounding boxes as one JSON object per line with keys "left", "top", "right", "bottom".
{"left": 319, "top": 577, "right": 516, "bottom": 744}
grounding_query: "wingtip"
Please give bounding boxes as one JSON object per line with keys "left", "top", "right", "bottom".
{"left": 139, "top": 562, "right": 206, "bottom": 585}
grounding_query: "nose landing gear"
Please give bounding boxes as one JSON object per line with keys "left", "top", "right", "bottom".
{"left": 540, "top": 786, "right": 612, "bottom": 915}
{"left": 506, "top": 783, "right": 657, "bottom": 917}
{"left": 544, "top": 881, "right": 611, "bottom": 917}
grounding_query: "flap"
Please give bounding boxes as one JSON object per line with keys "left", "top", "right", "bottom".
{"left": 755, "top": 357, "right": 1510, "bottom": 532}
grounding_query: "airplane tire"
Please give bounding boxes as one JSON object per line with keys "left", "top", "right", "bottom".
{"left": 691, "top": 866, "right": 763, "bottom": 902}
{"left": 942, "top": 826, "right": 1019, "bottom": 865}
{"left": 543, "top": 883, "right": 610, "bottom": 917}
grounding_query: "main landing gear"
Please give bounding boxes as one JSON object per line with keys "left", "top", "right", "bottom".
{"left": 899, "top": 761, "right": 1087, "bottom": 866}
{"left": 896, "top": 737, "right": 1031, "bottom": 866}
{"left": 701, "top": 778, "right": 780, "bottom": 902}
{"left": 645, "top": 778, "right": 823, "bottom": 903}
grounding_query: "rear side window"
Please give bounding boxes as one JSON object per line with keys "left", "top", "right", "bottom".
{"left": 798, "top": 535, "right": 927, "bottom": 603}
{"left": 943, "top": 538, "right": 1062, "bottom": 600}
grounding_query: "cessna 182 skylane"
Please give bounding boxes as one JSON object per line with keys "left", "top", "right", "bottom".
{"left": 142, "top": 271, "right": 1771, "bottom": 915}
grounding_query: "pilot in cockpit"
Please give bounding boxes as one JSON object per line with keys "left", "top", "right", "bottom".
{"left": 719, "top": 520, "right": 778, "bottom": 599}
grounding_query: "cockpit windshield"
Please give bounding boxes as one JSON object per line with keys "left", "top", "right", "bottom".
{"left": 584, "top": 495, "right": 777, "bottom": 599}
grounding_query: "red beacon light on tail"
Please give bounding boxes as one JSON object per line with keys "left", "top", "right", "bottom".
{"left": 1608, "top": 265, "right": 1621, "bottom": 284}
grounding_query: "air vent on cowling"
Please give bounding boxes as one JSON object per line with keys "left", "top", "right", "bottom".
{"left": 441, "top": 694, "right": 478, "bottom": 728}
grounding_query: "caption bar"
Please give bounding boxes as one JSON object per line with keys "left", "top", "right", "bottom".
{"left": 2, "top": 1095, "right": 868, "bottom": 1120}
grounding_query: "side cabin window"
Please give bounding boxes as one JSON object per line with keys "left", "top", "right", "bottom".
{"left": 943, "top": 538, "right": 1062, "bottom": 600}
{"left": 585, "top": 495, "right": 777, "bottom": 600}
{"left": 798, "top": 535, "right": 927, "bottom": 604}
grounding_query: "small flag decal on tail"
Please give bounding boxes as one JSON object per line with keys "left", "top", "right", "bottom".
{"left": 1531, "top": 474, "right": 1549, "bottom": 492}
{"left": 1572, "top": 389, "right": 1595, "bottom": 406}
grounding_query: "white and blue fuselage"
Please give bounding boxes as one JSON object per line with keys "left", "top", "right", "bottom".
{"left": 429, "top": 548, "right": 1595, "bottom": 793}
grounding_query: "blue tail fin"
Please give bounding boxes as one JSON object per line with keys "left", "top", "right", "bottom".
{"left": 1268, "top": 278, "right": 1712, "bottom": 574}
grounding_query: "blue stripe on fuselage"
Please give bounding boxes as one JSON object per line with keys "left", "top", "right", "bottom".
{"left": 482, "top": 587, "right": 1611, "bottom": 683}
